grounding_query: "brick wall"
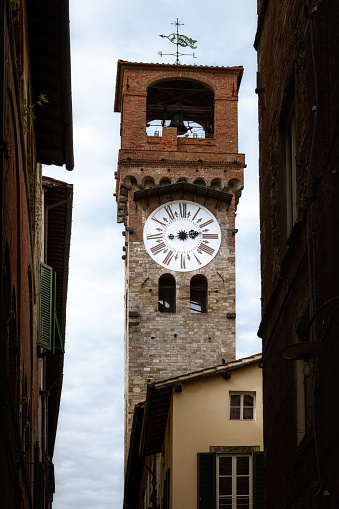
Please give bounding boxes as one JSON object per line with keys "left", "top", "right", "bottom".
{"left": 115, "top": 62, "right": 245, "bottom": 453}
{"left": 1, "top": 3, "right": 41, "bottom": 506}
{"left": 256, "top": 0, "right": 339, "bottom": 506}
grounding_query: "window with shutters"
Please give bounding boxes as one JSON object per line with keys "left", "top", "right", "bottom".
{"left": 218, "top": 455, "right": 252, "bottom": 509}
{"left": 38, "top": 261, "right": 64, "bottom": 354}
{"left": 197, "top": 451, "right": 264, "bottom": 509}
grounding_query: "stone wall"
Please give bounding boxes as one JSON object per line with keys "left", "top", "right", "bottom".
{"left": 115, "top": 62, "right": 245, "bottom": 452}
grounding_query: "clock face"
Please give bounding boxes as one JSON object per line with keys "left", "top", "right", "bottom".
{"left": 143, "top": 200, "right": 221, "bottom": 272}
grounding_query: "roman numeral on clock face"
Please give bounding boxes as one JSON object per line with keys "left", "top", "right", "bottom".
{"left": 180, "top": 254, "right": 186, "bottom": 270}
{"left": 199, "top": 243, "right": 215, "bottom": 255}
{"left": 199, "top": 218, "right": 214, "bottom": 229}
{"left": 164, "top": 205, "right": 175, "bottom": 220}
{"left": 192, "top": 207, "right": 201, "bottom": 221}
{"left": 179, "top": 202, "right": 187, "bottom": 218}
{"left": 150, "top": 242, "right": 166, "bottom": 255}
{"left": 163, "top": 250, "right": 174, "bottom": 266}
{"left": 152, "top": 217, "right": 166, "bottom": 228}
{"left": 193, "top": 253, "right": 202, "bottom": 265}
{"left": 147, "top": 233, "right": 164, "bottom": 240}
{"left": 202, "top": 233, "right": 219, "bottom": 239}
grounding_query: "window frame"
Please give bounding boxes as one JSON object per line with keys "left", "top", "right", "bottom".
{"left": 217, "top": 454, "right": 253, "bottom": 509}
{"left": 229, "top": 393, "right": 256, "bottom": 421}
{"left": 197, "top": 450, "right": 263, "bottom": 509}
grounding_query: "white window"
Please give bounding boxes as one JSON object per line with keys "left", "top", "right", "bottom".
{"left": 229, "top": 394, "right": 255, "bottom": 420}
{"left": 217, "top": 455, "right": 253, "bottom": 508}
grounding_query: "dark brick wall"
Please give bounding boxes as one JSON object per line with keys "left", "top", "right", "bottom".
{"left": 256, "top": 0, "right": 339, "bottom": 506}
{"left": 1, "top": 3, "right": 42, "bottom": 508}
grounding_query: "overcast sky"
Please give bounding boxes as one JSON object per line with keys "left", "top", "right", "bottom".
{"left": 42, "top": 1, "right": 261, "bottom": 508}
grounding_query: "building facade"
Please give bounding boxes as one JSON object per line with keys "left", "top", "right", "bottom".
{"left": 255, "top": 0, "right": 339, "bottom": 506}
{"left": 0, "top": 1, "right": 73, "bottom": 507}
{"left": 124, "top": 355, "right": 264, "bottom": 509}
{"left": 114, "top": 60, "right": 246, "bottom": 451}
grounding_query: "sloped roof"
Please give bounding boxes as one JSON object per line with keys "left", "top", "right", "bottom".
{"left": 43, "top": 176, "right": 73, "bottom": 455}
{"left": 140, "top": 353, "right": 262, "bottom": 456}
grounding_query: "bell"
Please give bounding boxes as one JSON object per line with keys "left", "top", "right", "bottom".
{"left": 169, "top": 112, "right": 188, "bottom": 135}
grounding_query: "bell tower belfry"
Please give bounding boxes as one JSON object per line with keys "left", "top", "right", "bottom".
{"left": 114, "top": 60, "right": 245, "bottom": 450}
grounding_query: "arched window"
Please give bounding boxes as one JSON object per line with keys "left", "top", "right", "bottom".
{"left": 190, "top": 276, "right": 207, "bottom": 313}
{"left": 146, "top": 79, "right": 214, "bottom": 138}
{"left": 158, "top": 275, "right": 176, "bottom": 313}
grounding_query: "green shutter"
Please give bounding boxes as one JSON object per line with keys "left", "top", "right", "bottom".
{"left": 38, "top": 262, "right": 53, "bottom": 350}
{"left": 52, "top": 271, "right": 64, "bottom": 354}
{"left": 38, "top": 262, "right": 64, "bottom": 355}
{"left": 197, "top": 452, "right": 216, "bottom": 509}
{"left": 253, "top": 451, "right": 264, "bottom": 509}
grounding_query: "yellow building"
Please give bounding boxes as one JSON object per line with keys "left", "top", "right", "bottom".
{"left": 124, "top": 354, "right": 263, "bottom": 509}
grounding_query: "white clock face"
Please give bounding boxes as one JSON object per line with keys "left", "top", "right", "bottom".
{"left": 143, "top": 200, "right": 221, "bottom": 272}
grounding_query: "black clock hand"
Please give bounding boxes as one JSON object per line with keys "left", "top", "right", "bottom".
{"left": 189, "top": 229, "right": 201, "bottom": 239}
{"left": 168, "top": 231, "right": 188, "bottom": 240}
{"left": 168, "top": 230, "right": 201, "bottom": 240}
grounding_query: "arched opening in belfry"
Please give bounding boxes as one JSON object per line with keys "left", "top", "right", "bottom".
{"left": 158, "top": 274, "right": 176, "bottom": 313}
{"left": 190, "top": 275, "right": 208, "bottom": 313}
{"left": 146, "top": 79, "right": 214, "bottom": 139}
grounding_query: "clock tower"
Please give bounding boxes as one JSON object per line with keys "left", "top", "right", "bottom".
{"left": 114, "top": 60, "right": 245, "bottom": 449}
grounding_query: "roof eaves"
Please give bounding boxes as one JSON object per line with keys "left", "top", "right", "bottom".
{"left": 154, "top": 353, "right": 262, "bottom": 389}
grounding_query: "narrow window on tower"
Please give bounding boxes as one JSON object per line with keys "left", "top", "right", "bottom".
{"left": 190, "top": 275, "right": 207, "bottom": 313}
{"left": 285, "top": 109, "right": 297, "bottom": 236}
{"left": 278, "top": 79, "right": 298, "bottom": 256}
{"left": 158, "top": 275, "right": 176, "bottom": 313}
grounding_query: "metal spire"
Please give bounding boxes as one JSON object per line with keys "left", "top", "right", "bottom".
{"left": 159, "top": 18, "right": 197, "bottom": 65}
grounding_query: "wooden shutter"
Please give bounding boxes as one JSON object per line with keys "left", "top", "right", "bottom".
{"left": 38, "top": 262, "right": 53, "bottom": 350}
{"left": 197, "top": 452, "right": 216, "bottom": 509}
{"left": 52, "top": 271, "right": 64, "bottom": 354}
{"left": 253, "top": 451, "right": 264, "bottom": 509}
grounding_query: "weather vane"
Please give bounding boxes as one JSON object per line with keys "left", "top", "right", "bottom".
{"left": 159, "top": 18, "right": 197, "bottom": 65}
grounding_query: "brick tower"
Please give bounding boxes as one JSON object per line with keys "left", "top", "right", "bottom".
{"left": 114, "top": 60, "right": 245, "bottom": 450}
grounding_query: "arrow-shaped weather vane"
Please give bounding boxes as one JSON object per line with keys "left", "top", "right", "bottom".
{"left": 159, "top": 18, "right": 197, "bottom": 65}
